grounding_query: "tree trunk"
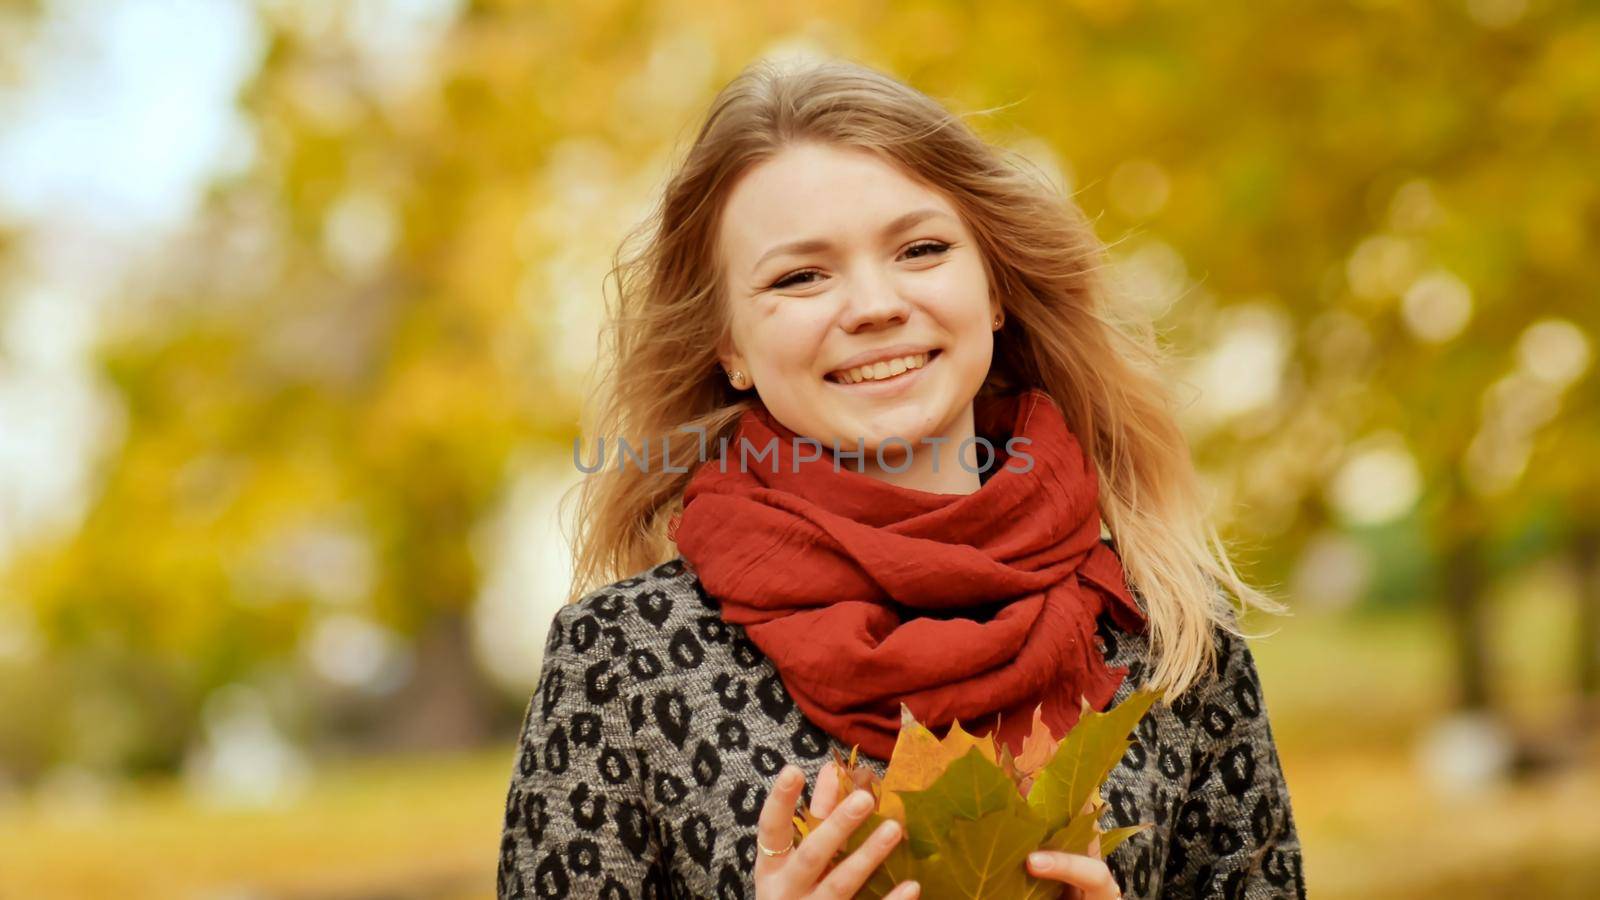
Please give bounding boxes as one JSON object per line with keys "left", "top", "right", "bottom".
{"left": 1575, "top": 524, "right": 1600, "bottom": 727}
{"left": 1442, "top": 532, "right": 1492, "bottom": 711}
{"left": 375, "top": 613, "right": 497, "bottom": 753}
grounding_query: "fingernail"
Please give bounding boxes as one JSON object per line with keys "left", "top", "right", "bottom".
{"left": 845, "top": 790, "right": 873, "bottom": 814}
{"left": 904, "top": 881, "right": 921, "bottom": 897}
{"left": 1028, "top": 852, "right": 1051, "bottom": 871}
{"left": 780, "top": 766, "right": 799, "bottom": 788}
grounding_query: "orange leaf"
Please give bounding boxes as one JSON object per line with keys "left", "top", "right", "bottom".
{"left": 879, "top": 703, "right": 1001, "bottom": 823}
{"left": 1013, "top": 702, "right": 1059, "bottom": 775}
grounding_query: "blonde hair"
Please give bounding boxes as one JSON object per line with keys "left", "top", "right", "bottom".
{"left": 561, "top": 57, "right": 1285, "bottom": 698}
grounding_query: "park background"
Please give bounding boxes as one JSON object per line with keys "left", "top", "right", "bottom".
{"left": 1, "top": 0, "right": 1598, "bottom": 896}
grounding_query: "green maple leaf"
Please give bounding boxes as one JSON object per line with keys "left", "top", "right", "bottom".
{"left": 1026, "top": 689, "right": 1161, "bottom": 833}
{"left": 896, "top": 745, "right": 1022, "bottom": 856}
{"left": 934, "top": 808, "right": 1050, "bottom": 898}
{"left": 847, "top": 807, "right": 1049, "bottom": 900}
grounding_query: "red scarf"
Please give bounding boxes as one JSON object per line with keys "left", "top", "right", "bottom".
{"left": 669, "top": 388, "right": 1147, "bottom": 760}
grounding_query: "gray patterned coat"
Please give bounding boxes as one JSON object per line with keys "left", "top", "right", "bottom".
{"left": 497, "top": 551, "right": 1307, "bottom": 899}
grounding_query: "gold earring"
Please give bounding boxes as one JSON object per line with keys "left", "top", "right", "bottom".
{"left": 993, "top": 313, "right": 1003, "bottom": 329}
{"left": 728, "top": 369, "right": 746, "bottom": 388}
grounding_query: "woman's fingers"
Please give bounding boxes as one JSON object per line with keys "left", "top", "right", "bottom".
{"left": 1026, "top": 851, "right": 1123, "bottom": 899}
{"left": 809, "top": 759, "right": 840, "bottom": 818}
{"left": 777, "top": 788, "right": 880, "bottom": 891}
{"left": 754, "top": 764, "right": 806, "bottom": 878}
{"left": 813, "top": 815, "right": 920, "bottom": 899}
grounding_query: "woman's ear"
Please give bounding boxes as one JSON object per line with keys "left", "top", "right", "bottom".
{"left": 720, "top": 361, "right": 751, "bottom": 390}
{"left": 716, "top": 340, "right": 751, "bottom": 390}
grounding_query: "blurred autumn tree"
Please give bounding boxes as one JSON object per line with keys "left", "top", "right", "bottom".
{"left": 1, "top": 0, "right": 1596, "bottom": 780}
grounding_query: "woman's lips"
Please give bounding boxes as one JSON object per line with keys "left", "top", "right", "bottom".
{"left": 826, "top": 349, "right": 941, "bottom": 394}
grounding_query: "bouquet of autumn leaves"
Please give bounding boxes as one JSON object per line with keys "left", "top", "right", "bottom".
{"left": 792, "top": 689, "right": 1162, "bottom": 899}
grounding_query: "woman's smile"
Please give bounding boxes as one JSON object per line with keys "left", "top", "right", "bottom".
{"left": 825, "top": 348, "right": 942, "bottom": 395}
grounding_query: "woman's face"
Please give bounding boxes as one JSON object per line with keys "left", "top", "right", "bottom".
{"left": 715, "top": 142, "right": 1001, "bottom": 473}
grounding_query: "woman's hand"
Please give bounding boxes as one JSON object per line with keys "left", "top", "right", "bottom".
{"left": 754, "top": 762, "right": 921, "bottom": 899}
{"left": 1024, "top": 839, "right": 1125, "bottom": 900}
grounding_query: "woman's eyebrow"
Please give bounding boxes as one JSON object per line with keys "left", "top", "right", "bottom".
{"left": 748, "top": 207, "right": 955, "bottom": 275}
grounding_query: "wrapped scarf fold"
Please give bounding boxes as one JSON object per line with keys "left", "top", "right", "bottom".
{"left": 669, "top": 387, "right": 1147, "bottom": 760}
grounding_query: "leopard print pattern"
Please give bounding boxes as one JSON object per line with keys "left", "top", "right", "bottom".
{"left": 497, "top": 554, "right": 1307, "bottom": 899}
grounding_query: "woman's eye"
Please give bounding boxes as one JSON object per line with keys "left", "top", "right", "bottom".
{"left": 904, "top": 240, "right": 951, "bottom": 259}
{"left": 768, "top": 241, "right": 950, "bottom": 291}
{"left": 772, "top": 270, "right": 819, "bottom": 290}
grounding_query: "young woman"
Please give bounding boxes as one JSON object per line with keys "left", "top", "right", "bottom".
{"left": 498, "top": 58, "right": 1306, "bottom": 900}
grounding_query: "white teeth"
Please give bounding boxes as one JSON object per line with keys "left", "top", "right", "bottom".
{"left": 831, "top": 352, "right": 930, "bottom": 384}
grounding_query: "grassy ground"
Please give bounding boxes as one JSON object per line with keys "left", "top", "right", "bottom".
{"left": 0, "top": 750, "right": 503, "bottom": 899}
{"left": 3, "top": 598, "right": 1598, "bottom": 899}
{"left": 1249, "top": 599, "right": 1600, "bottom": 899}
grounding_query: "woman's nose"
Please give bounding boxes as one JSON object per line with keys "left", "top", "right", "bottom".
{"left": 838, "top": 273, "right": 912, "bottom": 332}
